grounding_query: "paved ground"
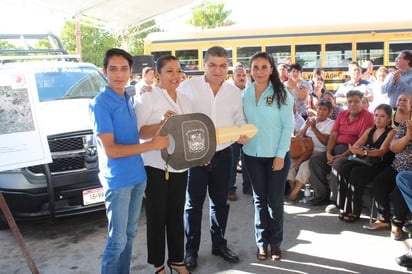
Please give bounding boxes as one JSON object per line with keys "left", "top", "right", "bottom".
{"left": 0, "top": 173, "right": 411, "bottom": 274}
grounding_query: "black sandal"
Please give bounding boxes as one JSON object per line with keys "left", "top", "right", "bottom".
{"left": 342, "top": 214, "right": 359, "bottom": 223}
{"left": 155, "top": 265, "right": 165, "bottom": 274}
{"left": 167, "top": 260, "right": 192, "bottom": 274}
{"left": 338, "top": 212, "right": 346, "bottom": 220}
{"left": 271, "top": 246, "right": 281, "bottom": 261}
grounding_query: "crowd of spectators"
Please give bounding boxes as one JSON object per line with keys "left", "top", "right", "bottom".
{"left": 126, "top": 49, "right": 412, "bottom": 271}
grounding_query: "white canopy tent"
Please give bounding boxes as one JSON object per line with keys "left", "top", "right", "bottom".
{"left": 1, "top": 0, "right": 196, "bottom": 31}
{"left": 1, "top": 0, "right": 199, "bottom": 59}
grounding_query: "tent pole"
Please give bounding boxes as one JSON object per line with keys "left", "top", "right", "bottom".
{"left": 75, "top": 17, "right": 82, "bottom": 61}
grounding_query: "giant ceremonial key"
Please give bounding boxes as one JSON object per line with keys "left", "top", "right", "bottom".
{"left": 160, "top": 113, "right": 257, "bottom": 170}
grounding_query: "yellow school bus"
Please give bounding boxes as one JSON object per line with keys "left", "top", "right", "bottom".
{"left": 144, "top": 20, "right": 412, "bottom": 91}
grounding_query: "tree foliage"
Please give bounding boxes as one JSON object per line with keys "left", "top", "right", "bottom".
{"left": 187, "top": 1, "right": 235, "bottom": 29}
{"left": 60, "top": 21, "right": 117, "bottom": 67}
{"left": 0, "top": 41, "right": 14, "bottom": 50}
{"left": 59, "top": 19, "right": 160, "bottom": 67}
{"left": 119, "top": 20, "right": 161, "bottom": 56}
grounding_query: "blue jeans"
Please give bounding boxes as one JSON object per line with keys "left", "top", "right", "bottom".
{"left": 229, "top": 142, "right": 251, "bottom": 192}
{"left": 101, "top": 182, "right": 146, "bottom": 274}
{"left": 396, "top": 171, "right": 412, "bottom": 212}
{"left": 244, "top": 153, "right": 290, "bottom": 248}
{"left": 185, "top": 147, "right": 231, "bottom": 253}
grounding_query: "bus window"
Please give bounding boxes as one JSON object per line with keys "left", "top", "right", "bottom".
{"left": 356, "top": 42, "right": 384, "bottom": 66}
{"left": 295, "top": 44, "right": 321, "bottom": 68}
{"left": 202, "top": 48, "right": 233, "bottom": 68}
{"left": 151, "top": 51, "right": 171, "bottom": 62}
{"left": 388, "top": 41, "right": 412, "bottom": 64}
{"left": 236, "top": 46, "right": 261, "bottom": 68}
{"left": 266, "top": 45, "right": 291, "bottom": 64}
{"left": 175, "top": 49, "right": 199, "bottom": 71}
{"left": 325, "top": 43, "right": 352, "bottom": 67}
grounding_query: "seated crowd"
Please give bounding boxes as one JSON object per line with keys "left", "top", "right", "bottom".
{"left": 284, "top": 70, "right": 411, "bottom": 220}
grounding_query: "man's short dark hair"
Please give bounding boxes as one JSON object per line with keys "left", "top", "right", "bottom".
{"left": 346, "top": 90, "right": 364, "bottom": 99}
{"left": 103, "top": 48, "right": 133, "bottom": 70}
{"left": 204, "top": 46, "right": 228, "bottom": 62}
{"left": 289, "top": 63, "right": 303, "bottom": 72}
{"left": 401, "top": 50, "right": 412, "bottom": 67}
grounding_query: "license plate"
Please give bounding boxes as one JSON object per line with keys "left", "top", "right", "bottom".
{"left": 82, "top": 187, "right": 105, "bottom": 205}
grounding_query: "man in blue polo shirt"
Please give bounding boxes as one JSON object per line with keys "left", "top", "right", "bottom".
{"left": 89, "top": 48, "right": 168, "bottom": 274}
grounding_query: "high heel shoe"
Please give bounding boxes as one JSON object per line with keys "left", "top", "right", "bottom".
{"left": 167, "top": 260, "right": 192, "bottom": 274}
{"left": 155, "top": 265, "right": 165, "bottom": 274}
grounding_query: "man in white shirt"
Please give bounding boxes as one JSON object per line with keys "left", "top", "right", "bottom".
{"left": 134, "top": 66, "right": 155, "bottom": 102}
{"left": 178, "top": 46, "right": 246, "bottom": 271}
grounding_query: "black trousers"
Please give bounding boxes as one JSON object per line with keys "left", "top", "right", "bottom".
{"left": 336, "top": 160, "right": 379, "bottom": 216}
{"left": 184, "top": 146, "right": 231, "bottom": 253}
{"left": 145, "top": 166, "right": 188, "bottom": 267}
{"left": 309, "top": 144, "right": 348, "bottom": 201}
{"left": 371, "top": 165, "right": 408, "bottom": 225}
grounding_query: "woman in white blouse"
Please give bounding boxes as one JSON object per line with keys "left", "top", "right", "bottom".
{"left": 135, "top": 55, "right": 192, "bottom": 274}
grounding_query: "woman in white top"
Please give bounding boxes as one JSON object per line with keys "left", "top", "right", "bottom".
{"left": 369, "top": 66, "right": 389, "bottom": 111}
{"left": 288, "top": 100, "right": 335, "bottom": 201}
{"left": 136, "top": 55, "right": 192, "bottom": 274}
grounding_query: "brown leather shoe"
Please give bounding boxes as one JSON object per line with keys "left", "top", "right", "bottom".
{"left": 242, "top": 187, "right": 252, "bottom": 195}
{"left": 228, "top": 191, "right": 238, "bottom": 201}
{"left": 363, "top": 221, "right": 390, "bottom": 231}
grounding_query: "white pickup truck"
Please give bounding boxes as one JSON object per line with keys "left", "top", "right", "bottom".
{"left": 0, "top": 34, "right": 108, "bottom": 228}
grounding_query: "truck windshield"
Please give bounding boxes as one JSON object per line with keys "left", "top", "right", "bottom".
{"left": 34, "top": 66, "right": 107, "bottom": 101}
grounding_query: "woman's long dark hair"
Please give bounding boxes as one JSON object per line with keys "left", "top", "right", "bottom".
{"left": 249, "top": 52, "right": 288, "bottom": 108}
{"left": 375, "top": 103, "right": 393, "bottom": 128}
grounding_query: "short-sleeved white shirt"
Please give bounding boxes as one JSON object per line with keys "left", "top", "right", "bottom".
{"left": 305, "top": 118, "right": 335, "bottom": 152}
{"left": 178, "top": 76, "right": 246, "bottom": 151}
{"left": 135, "top": 85, "right": 192, "bottom": 172}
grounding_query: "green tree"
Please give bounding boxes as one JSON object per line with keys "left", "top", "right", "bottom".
{"left": 187, "top": 1, "right": 235, "bottom": 29}
{"left": 0, "top": 41, "right": 15, "bottom": 50}
{"left": 60, "top": 21, "right": 117, "bottom": 67}
{"left": 60, "top": 19, "right": 161, "bottom": 67}
{"left": 117, "top": 19, "right": 161, "bottom": 56}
